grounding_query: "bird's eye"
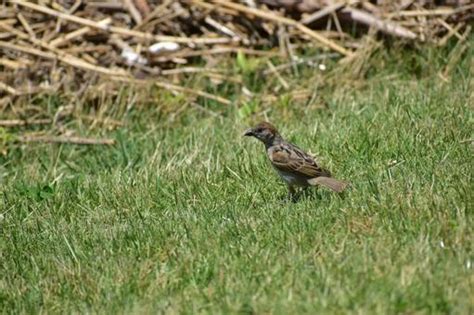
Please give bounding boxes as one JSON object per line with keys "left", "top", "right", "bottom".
{"left": 256, "top": 128, "right": 263, "bottom": 133}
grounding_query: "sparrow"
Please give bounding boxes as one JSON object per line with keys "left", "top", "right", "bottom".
{"left": 244, "top": 122, "right": 348, "bottom": 199}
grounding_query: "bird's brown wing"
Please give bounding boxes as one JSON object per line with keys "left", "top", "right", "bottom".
{"left": 269, "top": 143, "right": 331, "bottom": 178}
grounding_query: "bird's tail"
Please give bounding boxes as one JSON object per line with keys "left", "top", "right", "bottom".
{"left": 308, "top": 176, "right": 349, "bottom": 193}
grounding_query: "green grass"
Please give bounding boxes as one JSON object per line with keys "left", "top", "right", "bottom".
{"left": 1, "top": 44, "right": 472, "bottom": 314}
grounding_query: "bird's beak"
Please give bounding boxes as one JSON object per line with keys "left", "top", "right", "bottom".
{"left": 243, "top": 128, "right": 254, "bottom": 137}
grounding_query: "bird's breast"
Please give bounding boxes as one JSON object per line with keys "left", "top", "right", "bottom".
{"left": 274, "top": 168, "right": 309, "bottom": 187}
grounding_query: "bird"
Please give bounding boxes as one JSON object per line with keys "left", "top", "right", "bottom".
{"left": 243, "top": 122, "right": 348, "bottom": 200}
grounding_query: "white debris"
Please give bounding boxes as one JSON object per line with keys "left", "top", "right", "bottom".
{"left": 318, "top": 64, "right": 327, "bottom": 71}
{"left": 439, "top": 241, "right": 445, "bottom": 248}
{"left": 241, "top": 86, "right": 254, "bottom": 98}
{"left": 388, "top": 159, "right": 398, "bottom": 166}
{"left": 388, "top": 159, "right": 405, "bottom": 167}
{"left": 121, "top": 49, "right": 147, "bottom": 65}
{"left": 148, "top": 42, "right": 180, "bottom": 54}
{"left": 243, "top": 0, "right": 257, "bottom": 7}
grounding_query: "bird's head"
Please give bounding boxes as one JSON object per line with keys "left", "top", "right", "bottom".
{"left": 243, "top": 122, "right": 281, "bottom": 145}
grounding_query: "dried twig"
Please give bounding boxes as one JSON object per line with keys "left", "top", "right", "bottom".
{"left": 123, "top": 0, "right": 143, "bottom": 24}
{"left": 0, "top": 22, "right": 131, "bottom": 78}
{"left": 0, "top": 57, "right": 31, "bottom": 69}
{"left": 442, "top": 25, "right": 471, "bottom": 77}
{"left": 0, "top": 82, "right": 19, "bottom": 95}
{"left": 343, "top": 8, "right": 417, "bottom": 39}
{"left": 437, "top": 20, "right": 464, "bottom": 46}
{"left": 212, "top": 0, "right": 354, "bottom": 57}
{"left": 0, "top": 119, "right": 51, "bottom": 127}
{"left": 301, "top": 2, "right": 346, "bottom": 24}
{"left": 387, "top": 4, "right": 474, "bottom": 18}
{"left": 266, "top": 60, "right": 289, "bottom": 89}
{"left": 11, "top": 0, "right": 233, "bottom": 44}
{"left": 17, "top": 135, "right": 116, "bottom": 145}
{"left": 49, "top": 18, "right": 112, "bottom": 47}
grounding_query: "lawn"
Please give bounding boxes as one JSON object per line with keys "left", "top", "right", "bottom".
{"left": 1, "top": 43, "right": 472, "bottom": 314}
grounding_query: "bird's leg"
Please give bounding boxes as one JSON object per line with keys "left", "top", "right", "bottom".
{"left": 287, "top": 185, "right": 297, "bottom": 202}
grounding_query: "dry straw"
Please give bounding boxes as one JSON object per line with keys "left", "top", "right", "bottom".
{"left": 0, "top": 0, "right": 471, "bottom": 100}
